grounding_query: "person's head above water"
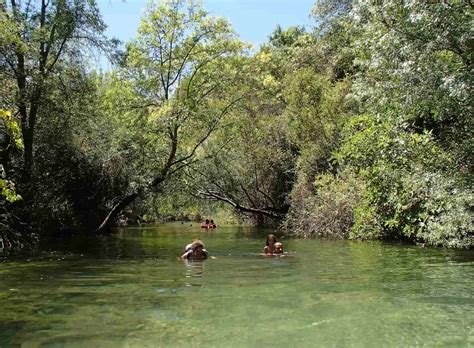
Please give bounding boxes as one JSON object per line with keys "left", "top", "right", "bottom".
{"left": 266, "top": 234, "right": 278, "bottom": 246}
{"left": 263, "top": 234, "right": 279, "bottom": 254}
{"left": 189, "top": 240, "right": 208, "bottom": 259}
{"left": 191, "top": 239, "right": 204, "bottom": 249}
{"left": 274, "top": 242, "right": 284, "bottom": 254}
{"left": 182, "top": 239, "right": 207, "bottom": 260}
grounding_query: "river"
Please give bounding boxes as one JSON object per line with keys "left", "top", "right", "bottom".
{"left": 1, "top": 223, "right": 473, "bottom": 347}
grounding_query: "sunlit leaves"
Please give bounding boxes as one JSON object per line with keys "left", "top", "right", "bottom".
{"left": 0, "top": 110, "right": 22, "bottom": 202}
{"left": 0, "top": 179, "right": 21, "bottom": 203}
{"left": 0, "top": 110, "right": 23, "bottom": 150}
{"left": 87, "top": 0, "right": 249, "bottom": 228}
{"left": 350, "top": 0, "right": 472, "bottom": 125}
{"left": 332, "top": 114, "right": 472, "bottom": 248}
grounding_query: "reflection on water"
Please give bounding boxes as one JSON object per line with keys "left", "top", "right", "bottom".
{"left": 185, "top": 261, "right": 205, "bottom": 287}
{"left": 0, "top": 223, "right": 473, "bottom": 347}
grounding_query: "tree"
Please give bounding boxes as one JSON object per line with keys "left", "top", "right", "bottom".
{"left": 350, "top": 1, "right": 472, "bottom": 167}
{"left": 184, "top": 74, "right": 296, "bottom": 223}
{"left": 95, "top": 0, "right": 247, "bottom": 231}
{"left": 268, "top": 25, "right": 307, "bottom": 48}
{"left": 0, "top": 0, "right": 108, "bottom": 180}
{"left": 282, "top": 0, "right": 473, "bottom": 248}
{"left": 185, "top": 25, "right": 349, "bottom": 224}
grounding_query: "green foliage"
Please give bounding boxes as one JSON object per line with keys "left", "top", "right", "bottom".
{"left": 335, "top": 115, "right": 472, "bottom": 248}
{"left": 312, "top": 0, "right": 352, "bottom": 36}
{"left": 29, "top": 136, "right": 128, "bottom": 233}
{"left": 0, "top": 0, "right": 470, "bottom": 251}
{"left": 188, "top": 95, "right": 295, "bottom": 225}
{"left": 84, "top": 0, "right": 250, "bottom": 231}
{"left": 0, "top": 179, "right": 21, "bottom": 203}
{"left": 0, "top": 110, "right": 22, "bottom": 203}
{"left": 281, "top": 0, "right": 472, "bottom": 249}
{"left": 311, "top": 0, "right": 356, "bottom": 80}
{"left": 143, "top": 184, "right": 237, "bottom": 224}
{"left": 350, "top": 1, "right": 473, "bottom": 170}
{"left": 0, "top": 110, "right": 23, "bottom": 150}
{"left": 268, "top": 25, "right": 307, "bottom": 48}
{"left": 284, "top": 69, "right": 350, "bottom": 177}
{"left": 182, "top": 41, "right": 301, "bottom": 224}
{"left": 17, "top": 67, "right": 129, "bottom": 234}
{"left": 351, "top": 168, "right": 473, "bottom": 248}
{"left": 184, "top": 20, "right": 342, "bottom": 227}
{"left": 334, "top": 115, "right": 450, "bottom": 170}
{"left": 120, "top": 0, "right": 247, "bottom": 165}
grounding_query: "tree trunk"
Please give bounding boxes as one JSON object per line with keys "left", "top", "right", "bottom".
{"left": 95, "top": 192, "right": 139, "bottom": 233}
{"left": 22, "top": 127, "right": 34, "bottom": 179}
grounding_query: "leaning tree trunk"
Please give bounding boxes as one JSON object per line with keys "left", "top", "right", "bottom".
{"left": 95, "top": 192, "right": 139, "bottom": 233}
{"left": 95, "top": 133, "right": 177, "bottom": 234}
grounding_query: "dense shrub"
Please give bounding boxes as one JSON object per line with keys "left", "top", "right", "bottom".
{"left": 26, "top": 138, "right": 129, "bottom": 235}
{"left": 338, "top": 115, "right": 473, "bottom": 248}
{"left": 284, "top": 170, "right": 365, "bottom": 239}
{"left": 285, "top": 114, "right": 473, "bottom": 248}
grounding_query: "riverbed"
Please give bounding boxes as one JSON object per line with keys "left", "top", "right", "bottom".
{"left": 1, "top": 223, "right": 473, "bottom": 347}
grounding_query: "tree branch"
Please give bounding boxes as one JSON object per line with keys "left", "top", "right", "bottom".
{"left": 170, "top": 95, "right": 243, "bottom": 168}
{"left": 199, "top": 190, "right": 286, "bottom": 219}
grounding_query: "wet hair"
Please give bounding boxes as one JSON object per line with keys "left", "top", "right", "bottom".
{"left": 265, "top": 234, "right": 278, "bottom": 246}
{"left": 191, "top": 239, "right": 205, "bottom": 250}
{"left": 205, "top": 219, "right": 210, "bottom": 224}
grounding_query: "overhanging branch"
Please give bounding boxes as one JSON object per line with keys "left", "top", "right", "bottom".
{"left": 198, "top": 190, "right": 287, "bottom": 219}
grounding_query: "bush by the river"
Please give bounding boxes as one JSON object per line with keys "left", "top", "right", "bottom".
{"left": 285, "top": 115, "right": 473, "bottom": 248}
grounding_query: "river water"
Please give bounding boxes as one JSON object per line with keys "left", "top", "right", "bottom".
{"left": 1, "top": 223, "right": 473, "bottom": 347}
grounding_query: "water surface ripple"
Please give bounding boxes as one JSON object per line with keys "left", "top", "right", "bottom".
{"left": 0, "top": 223, "right": 473, "bottom": 347}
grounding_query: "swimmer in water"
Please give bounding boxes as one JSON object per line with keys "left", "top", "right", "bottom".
{"left": 181, "top": 240, "right": 209, "bottom": 260}
{"left": 263, "top": 234, "right": 278, "bottom": 254}
{"left": 273, "top": 242, "right": 284, "bottom": 254}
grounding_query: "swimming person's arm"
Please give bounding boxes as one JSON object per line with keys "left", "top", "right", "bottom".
{"left": 180, "top": 250, "right": 192, "bottom": 260}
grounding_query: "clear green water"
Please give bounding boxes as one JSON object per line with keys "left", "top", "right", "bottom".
{"left": 1, "top": 223, "right": 473, "bottom": 347}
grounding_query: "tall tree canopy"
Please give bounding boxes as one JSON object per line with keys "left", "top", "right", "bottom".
{"left": 284, "top": 0, "right": 473, "bottom": 248}
{"left": 95, "top": 0, "right": 248, "bottom": 231}
{"left": 0, "top": 0, "right": 471, "bottom": 249}
{"left": 0, "top": 0, "right": 108, "bottom": 177}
